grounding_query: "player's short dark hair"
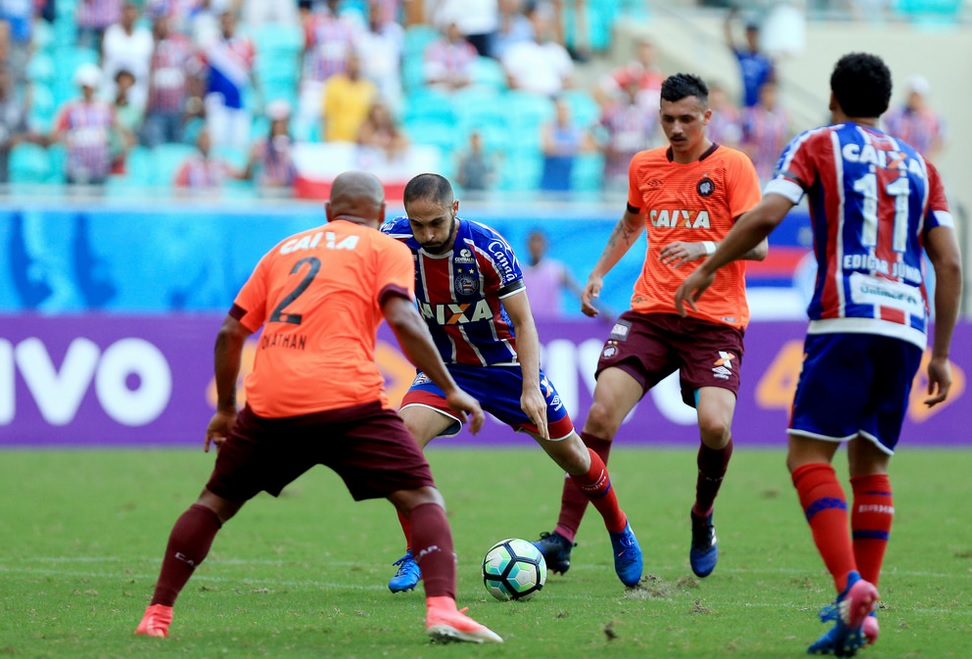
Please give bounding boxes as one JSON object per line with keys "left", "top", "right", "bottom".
{"left": 830, "top": 53, "right": 892, "bottom": 119}
{"left": 660, "top": 73, "right": 709, "bottom": 106}
{"left": 403, "top": 173, "right": 454, "bottom": 207}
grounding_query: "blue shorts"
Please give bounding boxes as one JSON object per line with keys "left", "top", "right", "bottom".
{"left": 401, "top": 363, "right": 575, "bottom": 440}
{"left": 788, "top": 333, "right": 922, "bottom": 454}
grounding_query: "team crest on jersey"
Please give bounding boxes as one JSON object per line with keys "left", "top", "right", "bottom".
{"left": 454, "top": 265, "right": 479, "bottom": 296}
{"left": 697, "top": 177, "right": 715, "bottom": 197}
{"left": 711, "top": 351, "right": 735, "bottom": 380}
{"left": 455, "top": 247, "right": 476, "bottom": 264}
{"left": 602, "top": 344, "right": 619, "bottom": 359}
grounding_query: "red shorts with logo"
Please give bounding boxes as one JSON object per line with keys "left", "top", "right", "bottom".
{"left": 595, "top": 311, "right": 745, "bottom": 408}
{"left": 206, "top": 401, "right": 435, "bottom": 502}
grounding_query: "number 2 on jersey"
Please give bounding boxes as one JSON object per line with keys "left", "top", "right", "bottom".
{"left": 270, "top": 257, "right": 321, "bottom": 325}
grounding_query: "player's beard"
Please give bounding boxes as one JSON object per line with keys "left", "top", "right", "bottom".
{"left": 421, "top": 216, "right": 458, "bottom": 254}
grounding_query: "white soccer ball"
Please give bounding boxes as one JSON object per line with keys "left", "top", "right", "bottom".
{"left": 482, "top": 538, "right": 547, "bottom": 601}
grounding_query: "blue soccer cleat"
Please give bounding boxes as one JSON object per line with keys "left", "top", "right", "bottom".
{"left": 689, "top": 510, "right": 718, "bottom": 578}
{"left": 532, "top": 531, "right": 575, "bottom": 575}
{"left": 609, "top": 522, "right": 643, "bottom": 587}
{"left": 388, "top": 550, "right": 421, "bottom": 593}
{"left": 806, "top": 571, "right": 879, "bottom": 657}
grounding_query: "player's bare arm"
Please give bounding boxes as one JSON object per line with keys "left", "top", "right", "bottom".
{"left": 922, "top": 224, "right": 963, "bottom": 407}
{"left": 503, "top": 289, "right": 550, "bottom": 440}
{"left": 675, "top": 195, "right": 792, "bottom": 315}
{"left": 660, "top": 236, "right": 769, "bottom": 269}
{"left": 582, "top": 209, "right": 645, "bottom": 316}
{"left": 381, "top": 293, "right": 485, "bottom": 433}
{"left": 206, "top": 314, "right": 252, "bottom": 452}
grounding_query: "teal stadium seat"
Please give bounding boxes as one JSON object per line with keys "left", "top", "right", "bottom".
{"left": 403, "top": 118, "right": 458, "bottom": 158}
{"left": 27, "top": 83, "right": 57, "bottom": 133}
{"left": 45, "top": 143, "right": 67, "bottom": 184}
{"left": 571, "top": 152, "right": 605, "bottom": 192}
{"left": 470, "top": 56, "right": 508, "bottom": 92}
{"left": 8, "top": 143, "right": 52, "bottom": 184}
{"left": 402, "top": 87, "right": 457, "bottom": 125}
{"left": 561, "top": 89, "right": 601, "bottom": 129}
{"left": 26, "top": 52, "right": 55, "bottom": 85}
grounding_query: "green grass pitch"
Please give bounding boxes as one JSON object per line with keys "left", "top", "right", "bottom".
{"left": 1, "top": 447, "right": 970, "bottom": 657}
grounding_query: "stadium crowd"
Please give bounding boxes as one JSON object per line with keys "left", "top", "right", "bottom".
{"left": 0, "top": 0, "right": 951, "bottom": 195}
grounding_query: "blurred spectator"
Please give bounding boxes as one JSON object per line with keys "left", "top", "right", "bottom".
{"left": 491, "top": 0, "right": 531, "bottom": 60}
{"left": 883, "top": 75, "right": 946, "bottom": 161}
{"left": 550, "top": 0, "right": 589, "bottom": 62}
{"left": 723, "top": 7, "right": 775, "bottom": 108}
{"left": 427, "top": 0, "right": 498, "bottom": 58}
{"left": 600, "top": 78, "right": 659, "bottom": 191}
{"left": 501, "top": 4, "right": 573, "bottom": 96}
{"left": 596, "top": 36, "right": 663, "bottom": 110}
{"left": 423, "top": 21, "right": 477, "bottom": 91}
{"left": 242, "top": 99, "right": 296, "bottom": 192}
{"left": 142, "top": 13, "right": 201, "bottom": 147}
{"left": 455, "top": 130, "right": 495, "bottom": 192}
{"left": 740, "top": 80, "right": 790, "bottom": 184}
{"left": 358, "top": 0, "right": 404, "bottom": 111}
{"left": 101, "top": 2, "right": 154, "bottom": 111}
{"left": 174, "top": 126, "right": 238, "bottom": 188}
{"left": 321, "top": 49, "right": 376, "bottom": 142}
{"left": 705, "top": 80, "right": 742, "bottom": 150}
{"left": 76, "top": 0, "right": 123, "bottom": 50}
{"left": 51, "top": 64, "right": 118, "bottom": 185}
{"left": 109, "top": 69, "right": 141, "bottom": 174}
{"left": 201, "top": 10, "right": 255, "bottom": 149}
{"left": 539, "top": 96, "right": 597, "bottom": 192}
{"left": 0, "top": 0, "right": 34, "bottom": 83}
{"left": 0, "top": 67, "right": 28, "bottom": 183}
{"left": 298, "top": 0, "right": 358, "bottom": 137}
{"left": 357, "top": 99, "right": 409, "bottom": 162}
{"left": 520, "top": 228, "right": 588, "bottom": 320}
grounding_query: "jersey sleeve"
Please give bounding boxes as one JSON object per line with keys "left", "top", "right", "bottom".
{"left": 727, "top": 150, "right": 762, "bottom": 220}
{"left": 375, "top": 236, "right": 415, "bottom": 305}
{"left": 923, "top": 160, "right": 954, "bottom": 232}
{"left": 480, "top": 227, "right": 525, "bottom": 297}
{"left": 380, "top": 216, "right": 413, "bottom": 241}
{"left": 764, "top": 130, "right": 819, "bottom": 204}
{"left": 232, "top": 252, "right": 271, "bottom": 332}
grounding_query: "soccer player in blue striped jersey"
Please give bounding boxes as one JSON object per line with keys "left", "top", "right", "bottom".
{"left": 380, "top": 173, "right": 643, "bottom": 593}
{"left": 675, "top": 53, "right": 962, "bottom": 656}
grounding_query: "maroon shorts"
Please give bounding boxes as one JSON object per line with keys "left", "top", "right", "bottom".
{"left": 595, "top": 312, "right": 745, "bottom": 408}
{"left": 206, "top": 401, "right": 435, "bottom": 502}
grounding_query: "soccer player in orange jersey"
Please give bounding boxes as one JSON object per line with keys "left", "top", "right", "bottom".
{"left": 134, "top": 171, "right": 502, "bottom": 645}
{"left": 534, "top": 73, "right": 768, "bottom": 580}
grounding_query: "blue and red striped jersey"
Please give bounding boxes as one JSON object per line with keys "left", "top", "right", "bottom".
{"left": 766, "top": 122, "right": 953, "bottom": 348}
{"left": 381, "top": 216, "right": 525, "bottom": 366}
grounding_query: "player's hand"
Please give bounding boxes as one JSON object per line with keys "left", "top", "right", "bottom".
{"left": 674, "top": 269, "right": 715, "bottom": 317}
{"left": 659, "top": 241, "right": 707, "bottom": 269}
{"left": 924, "top": 356, "right": 953, "bottom": 407}
{"left": 205, "top": 408, "right": 236, "bottom": 452}
{"left": 521, "top": 386, "right": 549, "bottom": 440}
{"left": 445, "top": 389, "right": 485, "bottom": 434}
{"left": 581, "top": 276, "right": 604, "bottom": 317}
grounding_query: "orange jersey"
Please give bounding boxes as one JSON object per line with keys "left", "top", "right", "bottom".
{"left": 626, "top": 144, "right": 761, "bottom": 329}
{"left": 232, "top": 220, "right": 415, "bottom": 417}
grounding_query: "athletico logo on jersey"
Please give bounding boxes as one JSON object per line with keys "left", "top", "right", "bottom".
{"left": 696, "top": 177, "right": 715, "bottom": 197}
{"left": 419, "top": 300, "right": 491, "bottom": 325}
{"left": 602, "top": 344, "right": 618, "bottom": 359}
{"left": 711, "top": 351, "right": 735, "bottom": 380}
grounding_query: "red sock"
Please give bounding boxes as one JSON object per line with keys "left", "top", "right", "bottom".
{"left": 567, "top": 449, "right": 627, "bottom": 533}
{"left": 792, "top": 463, "right": 856, "bottom": 593}
{"left": 554, "top": 432, "right": 612, "bottom": 542}
{"left": 409, "top": 502, "right": 455, "bottom": 599}
{"left": 851, "top": 474, "right": 893, "bottom": 587}
{"left": 151, "top": 504, "right": 222, "bottom": 606}
{"left": 397, "top": 508, "right": 412, "bottom": 551}
{"left": 694, "top": 438, "right": 733, "bottom": 517}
